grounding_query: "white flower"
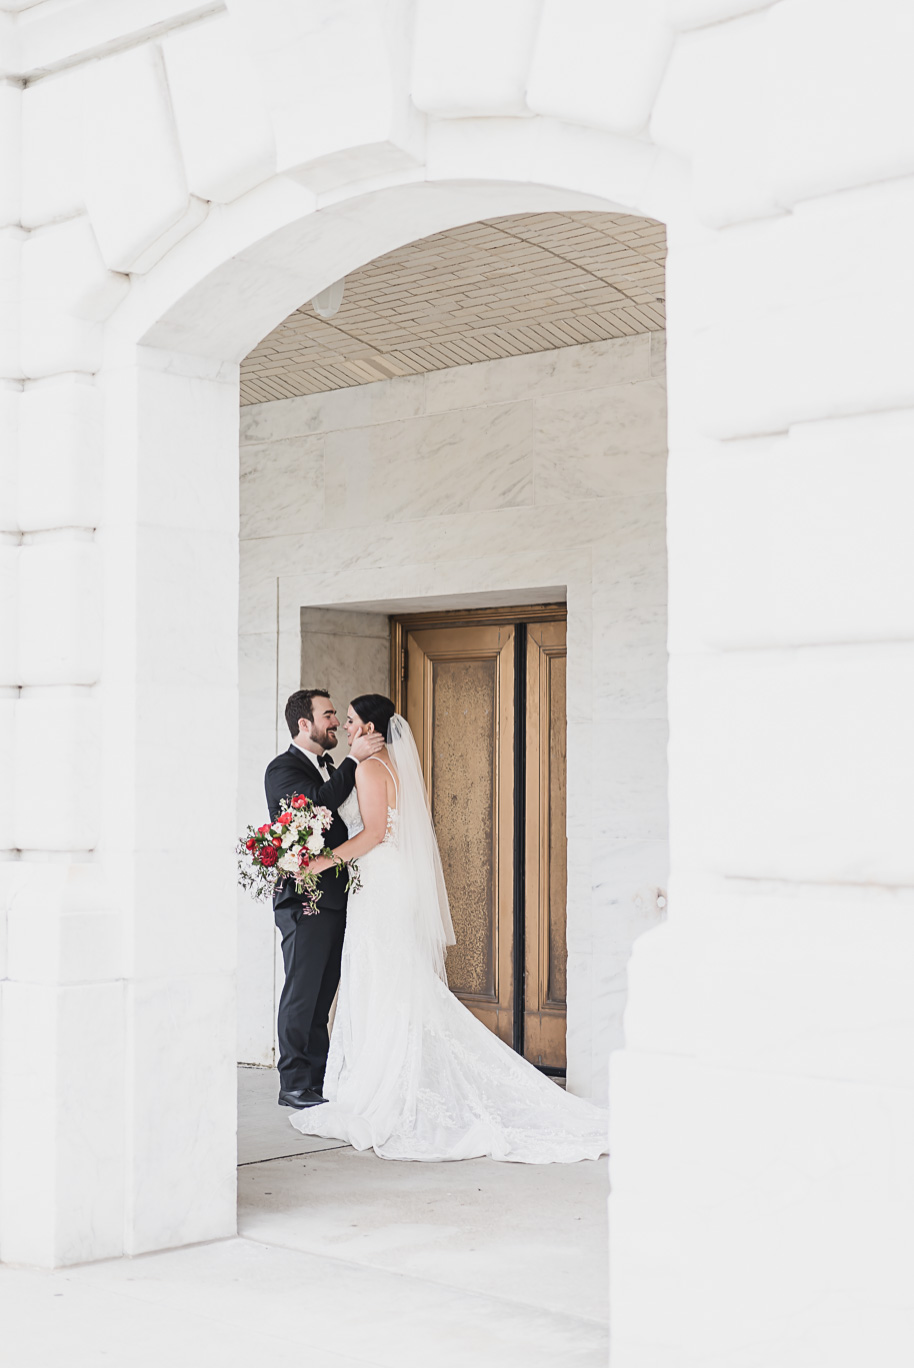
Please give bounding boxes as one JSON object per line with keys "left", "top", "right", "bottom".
{"left": 307, "top": 831, "right": 325, "bottom": 855}
{"left": 281, "top": 830, "right": 296, "bottom": 848}
{"left": 278, "top": 853, "right": 299, "bottom": 874}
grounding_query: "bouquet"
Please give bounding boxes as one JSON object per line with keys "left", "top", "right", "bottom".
{"left": 237, "top": 793, "right": 359, "bottom": 915}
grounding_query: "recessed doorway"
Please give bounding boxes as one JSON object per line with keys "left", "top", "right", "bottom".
{"left": 391, "top": 605, "right": 568, "bottom": 1072}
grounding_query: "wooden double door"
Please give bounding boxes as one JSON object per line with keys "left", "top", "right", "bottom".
{"left": 391, "top": 606, "right": 568, "bottom": 1071}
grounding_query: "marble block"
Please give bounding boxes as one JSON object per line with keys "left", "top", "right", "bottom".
{"left": 424, "top": 335, "right": 653, "bottom": 414}
{"left": 236, "top": 892, "right": 276, "bottom": 1066}
{"left": 687, "top": 180, "right": 914, "bottom": 436}
{"left": 241, "top": 374, "right": 426, "bottom": 444}
{"left": 240, "top": 437, "right": 324, "bottom": 539}
{"left": 650, "top": 10, "right": 780, "bottom": 227}
{"left": 769, "top": 0, "right": 914, "bottom": 207}
{"left": 299, "top": 612, "right": 390, "bottom": 715}
{"left": 624, "top": 881, "right": 914, "bottom": 1089}
{"left": 411, "top": 0, "right": 539, "bottom": 117}
{"left": 323, "top": 400, "right": 535, "bottom": 528}
{"left": 0, "top": 692, "right": 13, "bottom": 848}
{"left": 226, "top": 0, "right": 422, "bottom": 181}
{"left": 131, "top": 362, "right": 240, "bottom": 535}
{"left": 591, "top": 599, "right": 668, "bottom": 720}
{"left": 133, "top": 683, "right": 237, "bottom": 842}
{"left": 0, "top": 384, "right": 17, "bottom": 532}
{"left": 6, "top": 870, "right": 122, "bottom": 986}
{"left": 0, "top": 227, "right": 23, "bottom": 380}
{"left": 668, "top": 411, "right": 914, "bottom": 652}
{"left": 163, "top": 14, "right": 276, "bottom": 204}
{"left": 663, "top": 0, "right": 780, "bottom": 27}
{"left": 0, "top": 543, "right": 17, "bottom": 686}
{"left": 19, "top": 217, "right": 128, "bottom": 378}
{"left": 18, "top": 376, "right": 102, "bottom": 532}
{"left": 610, "top": 1050, "right": 914, "bottom": 1360}
{"left": 533, "top": 378, "right": 667, "bottom": 505}
{"left": 20, "top": 64, "right": 88, "bottom": 228}
{"left": 126, "top": 973, "right": 236, "bottom": 1254}
{"left": 528, "top": 0, "right": 674, "bottom": 137}
{"left": 131, "top": 840, "right": 236, "bottom": 981}
{"left": 17, "top": 540, "right": 101, "bottom": 685}
{"left": 79, "top": 44, "right": 190, "bottom": 274}
{"left": 135, "top": 527, "right": 238, "bottom": 688}
{"left": 0, "top": 78, "right": 19, "bottom": 229}
{"left": 14, "top": 689, "right": 100, "bottom": 851}
{"left": 669, "top": 645, "right": 914, "bottom": 886}
{"left": 0, "top": 979, "right": 126, "bottom": 1267}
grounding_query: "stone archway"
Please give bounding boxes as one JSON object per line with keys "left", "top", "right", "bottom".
{"left": 94, "top": 153, "right": 677, "bottom": 1265}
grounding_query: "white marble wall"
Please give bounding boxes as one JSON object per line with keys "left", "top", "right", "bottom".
{"left": 237, "top": 335, "right": 670, "bottom": 1095}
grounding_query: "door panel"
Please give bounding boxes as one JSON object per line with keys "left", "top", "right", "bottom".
{"left": 395, "top": 608, "right": 567, "bottom": 1067}
{"left": 524, "top": 620, "right": 568, "bottom": 1068}
{"left": 405, "top": 623, "right": 515, "bottom": 1044}
{"left": 430, "top": 656, "right": 497, "bottom": 999}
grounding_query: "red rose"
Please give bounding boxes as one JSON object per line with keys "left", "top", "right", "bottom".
{"left": 278, "top": 811, "right": 295, "bottom": 826}
{"left": 257, "top": 824, "right": 271, "bottom": 835}
{"left": 245, "top": 837, "right": 255, "bottom": 851}
{"left": 260, "top": 845, "right": 278, "bottom": 868}
{"left": 291, "top": 795, "right": 307, "bottom": 809}
{"left": 272, "top": 836, "right": 282, "bottom": 847}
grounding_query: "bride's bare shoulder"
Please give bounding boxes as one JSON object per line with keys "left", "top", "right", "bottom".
{"left": 357, "top": 753, "right": 398, "bottom": 802}
{"left": 355, "top": 755, "right": 388, "bottom": 786}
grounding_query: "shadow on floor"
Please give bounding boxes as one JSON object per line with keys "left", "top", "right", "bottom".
{"left": 237, "top": 1064, "right": 609, "bottom": 1327}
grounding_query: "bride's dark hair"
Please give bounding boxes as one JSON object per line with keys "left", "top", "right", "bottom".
{"left": 350, "top": 693, "right": 396, "bottom": 738}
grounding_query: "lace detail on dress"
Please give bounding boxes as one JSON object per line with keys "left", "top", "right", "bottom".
{"left": 338, "top": 786, "right": 399, "bottom": 847}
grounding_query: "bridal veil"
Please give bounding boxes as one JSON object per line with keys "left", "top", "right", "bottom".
{"left": 386, "top": 713, "right": 456, "bottom": 979}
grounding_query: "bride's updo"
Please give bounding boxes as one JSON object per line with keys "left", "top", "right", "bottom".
{"left": 350, "top": 693, "right": 396, "bottom": 739}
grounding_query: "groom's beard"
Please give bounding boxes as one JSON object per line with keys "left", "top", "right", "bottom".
{"left": 312, "top": 726, "right": 338, "bottom": 752}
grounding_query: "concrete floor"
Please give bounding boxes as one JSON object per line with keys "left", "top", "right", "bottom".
{"left": 0, "top": 1066, "right": 609, "bottom": 1367}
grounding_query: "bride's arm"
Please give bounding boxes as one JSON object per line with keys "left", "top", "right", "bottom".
{"left": 310, "top": 761, "right": 389, "bottom": 873}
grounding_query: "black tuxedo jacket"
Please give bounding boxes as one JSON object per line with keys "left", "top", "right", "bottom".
{"left": 264, "top": 745, "right": 358, "bottom": 913}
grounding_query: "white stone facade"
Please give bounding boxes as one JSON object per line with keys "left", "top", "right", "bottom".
{"left": 237, "top": 335, "right": 669, "bottom": 1094}
{"left": 0, "top": 1, "right": 912, "bottom": 1363}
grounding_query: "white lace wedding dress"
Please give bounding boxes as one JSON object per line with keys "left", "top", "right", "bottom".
{"left": 289, "top": 756, "right": 609, "bottom": 1164}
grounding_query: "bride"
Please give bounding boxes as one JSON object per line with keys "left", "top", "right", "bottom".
{"left": 290, "top": 693, "right": 609, "bottom": 1163}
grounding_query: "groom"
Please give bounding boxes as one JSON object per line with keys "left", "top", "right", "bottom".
{"left": 265, "top": 688, "right": 383, "bottom": 1109}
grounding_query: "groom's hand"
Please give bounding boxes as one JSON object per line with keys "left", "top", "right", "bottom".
{"left": 350, "top": 731, "right": 385, "bottom": 762}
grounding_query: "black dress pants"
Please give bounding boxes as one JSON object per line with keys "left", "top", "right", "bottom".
{"left": 274, "top": 902, "right": 346, "bottom": 1093}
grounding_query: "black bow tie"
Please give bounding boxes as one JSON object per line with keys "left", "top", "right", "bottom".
{"left": 317, "top": 754, "right": 335, "bottom": 772}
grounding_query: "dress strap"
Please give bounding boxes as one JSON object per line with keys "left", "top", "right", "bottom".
{"left": 362, "top": 754, "right": 399, "bottom": 798}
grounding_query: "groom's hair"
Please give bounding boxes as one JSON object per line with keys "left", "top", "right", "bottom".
{"left": 285, "top": 688, "right": 331, "bottom": 737}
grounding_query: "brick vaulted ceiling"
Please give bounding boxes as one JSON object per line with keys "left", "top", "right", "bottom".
{"left": 239, "top": 211, "right": 666, "bottom": 405}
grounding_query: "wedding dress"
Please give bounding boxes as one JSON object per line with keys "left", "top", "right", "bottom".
{"left": 289, "top": 718, "right": 608, "bottom": 1163}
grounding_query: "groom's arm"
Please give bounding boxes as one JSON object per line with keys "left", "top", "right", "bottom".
{"left": 265, "top": 755, "right": 320, "bottom": 819}
{"left": 313, "top": 757, "right": 357, "bottom": 810}
{"left": 264, "top": 753, "right": 356, "bottom": 818}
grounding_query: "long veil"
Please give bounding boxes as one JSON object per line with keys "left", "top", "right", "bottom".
{"left": 387, "top": 714, "right": 456, "bottom": 979}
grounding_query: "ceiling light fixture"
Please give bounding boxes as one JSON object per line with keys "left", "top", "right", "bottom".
{"left": 311, "top": 277, "right": 346, "bottom": 319}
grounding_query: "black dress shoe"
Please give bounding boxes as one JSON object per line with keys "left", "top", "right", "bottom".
{"left": 278, "top": 1088, "right": 326, "bottom": 1109}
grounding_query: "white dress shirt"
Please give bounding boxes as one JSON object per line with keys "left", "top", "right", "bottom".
{"left": 291, "top": 742, "right": 356, "bottom": 775}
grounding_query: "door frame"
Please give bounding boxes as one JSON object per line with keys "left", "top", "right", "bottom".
{"left": 390, "top": 603, "right": 568, "bottom": 1069}
{"left": 389, "top": 603, "right": 567, "bottom": 713}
